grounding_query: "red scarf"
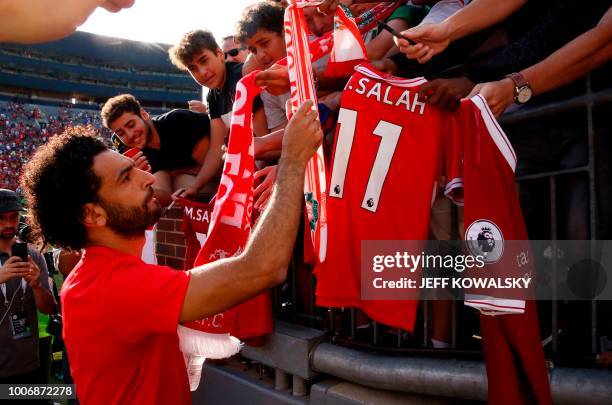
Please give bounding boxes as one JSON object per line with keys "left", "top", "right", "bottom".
{"left": 183, "top": 72, "right": 273, "bottom": 339}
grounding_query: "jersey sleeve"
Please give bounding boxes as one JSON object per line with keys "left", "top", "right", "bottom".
{"left": 98, "top": 260, "right": 190, "bottom": 342}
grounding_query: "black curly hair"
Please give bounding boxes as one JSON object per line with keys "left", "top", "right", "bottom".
{"left": 235, "top": 1, "right": 284, "bottom": 44}
{"left": 20, "top": 126, "right": 107, "bottom": 250}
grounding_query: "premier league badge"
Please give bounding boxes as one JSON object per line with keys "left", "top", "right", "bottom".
{"left": 465, "top": 220, "right": 504, "bottom": 263}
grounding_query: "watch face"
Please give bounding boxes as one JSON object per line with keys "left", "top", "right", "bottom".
{"left": 517, "top": 86, "right": 532, "bottom": 104}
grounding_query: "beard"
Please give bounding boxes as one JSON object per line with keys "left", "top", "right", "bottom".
{"left": 99, "top": 188, "right": 162, "bottom": 238}
{"left": 0, "top": 228, "right": 17, "bottom": 240}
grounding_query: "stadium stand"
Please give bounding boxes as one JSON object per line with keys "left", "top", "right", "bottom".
{"left": 0, "top": 31, "right": 191, "bottom": 192}
{"left": 0, "top": 100, "right": 112, "bottom": 191}
{"left": 0, "top": 31, "right": 201, "bottom": 108}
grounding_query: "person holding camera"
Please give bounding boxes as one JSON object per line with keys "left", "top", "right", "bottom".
{"left": 0, "top": 188, "right": 54, "bottom": 384}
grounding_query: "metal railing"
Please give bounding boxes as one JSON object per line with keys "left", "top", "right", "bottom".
{"left": 271, "top": 74, "right": 612, "bottom": 367}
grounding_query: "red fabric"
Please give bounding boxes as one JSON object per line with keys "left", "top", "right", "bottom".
{"left": 456, "top": 96, "right": 551, "bottom": 403}
{"left": 184, "top": 72, "right": 273, "bottom": 339}
{"left": 280, "top": 2, "right": 401, "bottom": 264}
{"left": 480, "top": 301, "right": 552, "bottom": 405}
{"left": 285, "top": 0, "right": 328, "bottom": 263}
{"left": 275, "top": 1, "right": 399, "bottom": 69}
{"left": 180, "top": 197, "right": 215, "bottom": 269}
{"left": 457, "top": 96, "right": 531, "bottom": 313}
{"left": 61, "top": 246, "right": 191, "bottom": 405}
{"left": 315, "top": 63, "right": 442, "bottom": 331}
{"left": 325, "top": 5, "right": 368, "bottom": 78}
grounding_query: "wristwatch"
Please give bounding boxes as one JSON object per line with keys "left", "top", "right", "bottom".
{"left": 506, "top": 72, "right": 532, "bottom": 104}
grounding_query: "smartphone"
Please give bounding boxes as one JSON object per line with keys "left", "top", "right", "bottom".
{"left": 376, "top": 20, "right": 416, "bottom": 45}
{"left": 11, "top": 242, "right": 28, "bottom": 262}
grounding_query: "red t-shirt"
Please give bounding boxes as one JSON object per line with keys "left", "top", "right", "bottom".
{"left": 61, "top": 246, "right": 191, "bottom": 404}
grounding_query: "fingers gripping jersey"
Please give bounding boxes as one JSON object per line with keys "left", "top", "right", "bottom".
{"left": 315, "top": 64, "right": 455, "bottom": 331}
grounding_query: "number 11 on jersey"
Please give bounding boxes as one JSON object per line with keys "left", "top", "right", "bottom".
{"left": 330, "top": 108, "right": 403, "bottom": 212}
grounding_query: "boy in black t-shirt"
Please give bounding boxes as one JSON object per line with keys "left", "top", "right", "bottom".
{"left": 101, "top": 94, "right": 214, "bottom": 206}
{"left": 169, "top": 30, "right": 268, "bottom": 199}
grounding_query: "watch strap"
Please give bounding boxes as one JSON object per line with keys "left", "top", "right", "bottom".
{"left": 507, "top": 72, "right": 528, "bottom": 89}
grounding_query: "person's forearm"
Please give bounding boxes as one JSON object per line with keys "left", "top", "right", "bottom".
{"left": 180, "top": 157, "right": 306, "bottom": 321}
{"left": 33, "top": 285, "right": 54, "bottom": 315}
{"left": 192, "top": 150, "right": 223, "bottom": 191}
{"left": 255, "top": 128, "right": 284, "bottom": 157}
{"left": 0, "top": 0, "right": 102, "bottom": 43}
{"left": 444, "top": 0, "right": 527, "bottom": 42}
{"left": 523, "top": 13, "right": 612, "bottom": 96}
{"left": 258, "top": 150, "right": 282, "bottom": 161}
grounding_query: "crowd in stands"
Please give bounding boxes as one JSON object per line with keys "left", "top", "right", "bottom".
{"left": 0, "top": 101, "right": 111, "bottom": 191}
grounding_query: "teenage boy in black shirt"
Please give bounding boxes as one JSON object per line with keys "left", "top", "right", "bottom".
{"left": 169, "top": 30, "right": 267, "bottom": 198}
{"left": 101, "top": 94, "right": 214, "bottom": 206}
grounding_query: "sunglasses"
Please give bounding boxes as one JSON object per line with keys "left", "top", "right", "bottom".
{"left": 224, "top": 48, "right": 244, "bottom": 58}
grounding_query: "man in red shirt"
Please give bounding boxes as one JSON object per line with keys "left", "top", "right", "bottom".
{"left": 20, "top": 101, "right": 322, "bottom": 404}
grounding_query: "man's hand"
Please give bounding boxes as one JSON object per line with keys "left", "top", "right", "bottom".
{"left": 395, "top": 23, "right": 452, "bottom": 64}
{"left": 467, "top": 78, "right": 515, "bottom": 118}
{"left": 0, "top": 256, "right": 29, "bottom": 284}
{"left": 0, "top": 0, "right": 135, "bottom": 43}
{"left": 282, "top": 100, "right": 323, "bottom": 165}
{"left": 171, "top": 187, "right": 198, "bottom": 201}
{"left": 420, "top": 77, "right": 475, "bottom": 111}
{"left": 130, "top": 150, "right": 151, "bottom": 172}
{"left": 23, "top": 257, "right": 42, "bottom": 289}
{"left": 101, "top": 0, "right": 135, "bottom": 12}
{"left": 182, "top": 186, "right": 200, "bottom": 199}
{"left": 254, "top": 165, "right": 278, "bottom": 211}
{"left": 188, "top": 100, "right": 208, "bottom": 114}
{"left": 180, "top": 105, "right": 321, "bottom": 322}
{"left": 255, "top": 65, "right": 291, "bottom": 96}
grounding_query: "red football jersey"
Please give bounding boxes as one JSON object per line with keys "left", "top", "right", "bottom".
{"left": 454, "top": 95, "right": 550, "bottom": 404}
{"left": 456, "top": 95, "right": 533, "bottom": 314}
{"left": 315, "top": 63, "right": 457, "bottom": 331}
{"left": 180, "top": 198, "right": 214, "bottom": 270}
